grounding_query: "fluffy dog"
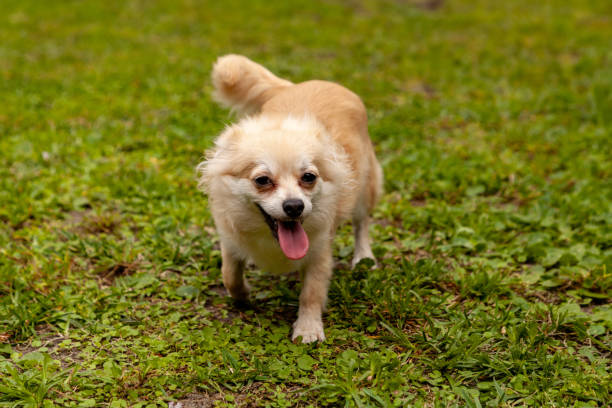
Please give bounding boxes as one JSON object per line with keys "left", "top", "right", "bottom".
{"left": 198, "top": 55, "right": 382, "bottom": 343}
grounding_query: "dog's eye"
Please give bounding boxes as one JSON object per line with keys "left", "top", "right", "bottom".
{"left": 254, "top": 176, "right": 272, "bottom": 187}
{"left": 301, "top": 173, "right": 317, "bottom": 183}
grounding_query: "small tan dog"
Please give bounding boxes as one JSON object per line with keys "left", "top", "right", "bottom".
{"left": 198, "top": 55, "right": 382, "bottom": 343}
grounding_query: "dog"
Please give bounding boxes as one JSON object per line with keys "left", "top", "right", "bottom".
{"left": 198, "top": 55, "right": 382, "bottom": 343}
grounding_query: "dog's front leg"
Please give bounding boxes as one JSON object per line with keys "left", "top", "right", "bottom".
{"left": 221, "top": 242, "right": 250, "bottom": 302}
{"left": 292, "top": 245, "right": 332, "bottom": 343}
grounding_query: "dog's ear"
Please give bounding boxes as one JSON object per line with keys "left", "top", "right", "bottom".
{"left": 197, "top": 126, "right": 242, "bottom": 191}
{"left": 213, "top": 125, "right": 243, "bottom": 153}
{"left": 312, "top": 143, "right": 357, "bottom": 221}
{"left": 313, "top": 132, "right": 352, "bottom": 184}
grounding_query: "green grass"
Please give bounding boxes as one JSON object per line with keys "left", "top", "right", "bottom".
{"left": 1, "top": 0, "right": 611, "bottom": 406}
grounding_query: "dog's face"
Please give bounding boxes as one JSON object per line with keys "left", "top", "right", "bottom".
{"left": 248, "top": 152, "right": 318, "bottom": 221}
{"left": 200, "top": 116, "right": 352, "bottom": 260}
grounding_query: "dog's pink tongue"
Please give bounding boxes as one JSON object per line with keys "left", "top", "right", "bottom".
{"left": 278, "top": 221, "right": 309, "bottom": 260}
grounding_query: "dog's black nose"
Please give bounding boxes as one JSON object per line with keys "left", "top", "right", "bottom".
{"left": 282, "top": 199, "right": 304, "bottom": 218}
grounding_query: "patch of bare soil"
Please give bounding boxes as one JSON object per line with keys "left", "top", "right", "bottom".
{"left": 172, "top": 384, "right": 301, "bottom": 407}
{"left": 12, "top": 327, "right": 83, "bottom": 368}
{"left": 169, "top": 393, "right": 222, "bottom": 408}
{"left": 98, "top": 261, "right": 140, "bottom": 284}
{"left": 397, "top": 0, "right": 445, "bottom": 11}
{"left": 62, "top": 210, "right": 122, "bottom": 235}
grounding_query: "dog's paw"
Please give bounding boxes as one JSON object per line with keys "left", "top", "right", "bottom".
{"left": 292, "top": 317, "right": 325, "bottom": 343}
{"left": 351, "top": 252, "right": 376, "bottom": 269}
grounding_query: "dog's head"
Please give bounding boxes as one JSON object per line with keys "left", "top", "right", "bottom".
{"left": 199, "top": 115, "right": 352, "bottom": 260}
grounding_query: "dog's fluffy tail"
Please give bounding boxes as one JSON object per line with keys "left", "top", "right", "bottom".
{"left": 211, "top": 54, "right": 292, "bottom": 116}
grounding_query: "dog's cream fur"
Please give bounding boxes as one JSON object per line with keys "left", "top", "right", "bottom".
{"left": 198, "top": 55, "right": 382, "bottom": 343}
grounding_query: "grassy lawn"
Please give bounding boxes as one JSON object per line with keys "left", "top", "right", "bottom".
{"left": 1, "top": 0, "right": 611, "bottom": 406}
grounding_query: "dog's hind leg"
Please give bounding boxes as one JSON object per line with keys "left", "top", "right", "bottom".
{"left": 352, "top": 155, "right": 382, "bottom": 268}
{"left": 221, "top": 243, "right": 250, "bottom": 302}
{"left": 351, "top": 202, "right": 375, "bottom": 268}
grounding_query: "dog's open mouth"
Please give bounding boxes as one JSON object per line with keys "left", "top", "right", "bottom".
{"left": 256, "top": 204, "right": 309, "bottom": 260}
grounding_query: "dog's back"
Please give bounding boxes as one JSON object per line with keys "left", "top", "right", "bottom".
{"left": 211, "top": 55, "right": 366, "bottom": 134}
